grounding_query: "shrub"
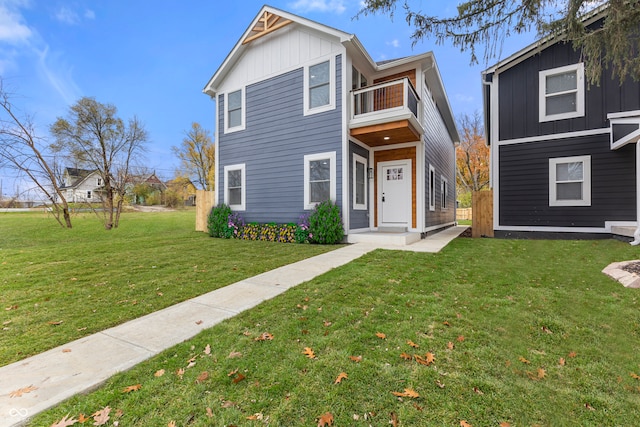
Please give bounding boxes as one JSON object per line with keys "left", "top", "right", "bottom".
{"left": 226, "top": 211, "right": 245, "bottom": 239}
{"left": 207, "top": 204, "right": 232, "bottom": 238}
{"left": 295, "top": 213, "right": 312, "bottom": 244}
{"left": 308, "top": 200, "right": 344, "bottom": 244}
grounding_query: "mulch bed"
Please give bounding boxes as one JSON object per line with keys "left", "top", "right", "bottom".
{"left": 622, "top": 262, "right": 640, "bottom": 275}
{"left": 458, "top": 227, "right": 472, "bottom": 238}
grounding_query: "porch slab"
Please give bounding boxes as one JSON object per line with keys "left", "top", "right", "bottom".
{"left": 347, "top": 231, "right": 421, "bottom": 245}
{"left": 611, "top": 226, "right": 636, "bottom": 238}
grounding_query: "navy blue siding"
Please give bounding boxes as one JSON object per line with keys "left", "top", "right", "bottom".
{"left": 498, "top": 135, "right": 636, "bottom": 227}
{"left": 348, "top": 142, "right": 369, "bottom": 230}
{"left": 498, "top": 40, "right": 640, "bottom": 141}
{"left": 217, "top": 55, "right": 343, "bottom": 224}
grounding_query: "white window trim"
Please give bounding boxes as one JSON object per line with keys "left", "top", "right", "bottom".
{"left": 304, "top": 151, "right": 336, "bottom": 210}
{"left": 224, "top": 87, "right": 246, "bottom": 134}
{"left": 440, "top": 175, "right": 448, "bottom": 210}
{"left": 429, "top": 164, "right": 436, "bottom": 211}
{"left": 224, "top": 163, "right": 246, "bottom": 211}
{"left": 539, "top": 63, "right": 585, "bottom": 122}
{"left": 303, "top": 56, "right": 336, "bottom": 116}
{"left": 549, "top": 155, "right": 591, "bottom": 207}
{"left": 352, "top": 153, "right": 367, "bottom": 210}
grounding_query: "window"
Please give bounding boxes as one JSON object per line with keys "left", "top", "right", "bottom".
{"left": 96, "top": 178, "right": 103, "bottom": 186}
{"left": 549, "top": 155, "right": 591, "bottom": 207}
{"left": 353, "top": 154, "right": 367, "bottom": 210}
{"left": 351, "top": 66, "right": 367, "bottom": 90}
{"left": 539, "top": 63, "right": 585, "bottom": 122}
{"left": 441, "top": 176, "right": 448, "bottom": 209}
{"left": 224, "top": 88, "right": 245, "bottom": 133}
{"left": 224, "top": 164, "right": 246, "bottom": 210}
{"left": 304, "top": 57, "right": 335, "bottom": 115}
{"left": 429, "top": 165, "right": 436, "bottom": 211}
{"left": 304, "top": 152, "right": 336, "bottom": 209}
{"left": 87, "top": 190, "right": 92, "bottom": 199}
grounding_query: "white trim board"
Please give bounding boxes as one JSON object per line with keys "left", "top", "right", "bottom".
{"left": 497, "top": 128, "right": 609, "bottom": 146}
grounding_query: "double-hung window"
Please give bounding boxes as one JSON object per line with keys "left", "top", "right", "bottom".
{"left": 549, "top": 155, "right": 591, "bottom": 207}
{"left": 224, "top": 88, "right": 245, "bottom": 133}
{"left": 304, "top": 152, "right": 336, "bottom": 209}
{"left": 539, "top": 63, "right": 585, "bottom": 122}
{"left": 353, "top": 154, "right": 367, "bottom": 210}
{"left": 304, "top": 57, "right": 335, "bottom": 115}
{"left": 428, "top": 165, "right": 436, "bottom": 211}
{"left": 440, "top": 176, "right": 448, "bottom": 209}
{"left": 224, "top": 164, "right": 246, "bottom": 210}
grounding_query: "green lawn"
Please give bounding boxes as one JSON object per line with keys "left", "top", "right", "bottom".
{"left": 29, "top": 234, "right": 640, "bottom": 426}
{"left": 0, "top": 211, "right": 337, "bottom": 366}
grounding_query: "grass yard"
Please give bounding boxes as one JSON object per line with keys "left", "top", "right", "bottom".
{"left": 30, "top": 236, "right": 640, "bottom": 426}
{"left": 0, "top": 210, "right": 338, "bottom": 366}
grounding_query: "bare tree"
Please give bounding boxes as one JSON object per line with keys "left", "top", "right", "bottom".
{"left": 0, "top": 81, "right": 72, "bottom": 227}
{"left": 172, "top": 122, "right": 215, "bottom": 191}
{"left": 50, "top": 97, "right": 148, "bottom": 230}
{"left": 358, "top": 0, "right": 640, "bottom": 84}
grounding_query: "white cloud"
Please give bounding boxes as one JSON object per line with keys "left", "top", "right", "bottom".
{"left": 54, "top": 6, "right": 95, "bottom": 25}
{"left": 386, "top": 39, "right": 400, "bottom": 48}
{"left": 84, "top": 9, "right": 95, "bottom": 20}
{"left": 35, "top": 45, "right": 82, "bottom": 104}
{"left": 0, "top": 2, "right": 32, "bottom": 44}
{"left": 288, "top": 0, "right": 347, "bottom": 14}
{"left": 454, "top": 93, "right": 475, "bottom": 104}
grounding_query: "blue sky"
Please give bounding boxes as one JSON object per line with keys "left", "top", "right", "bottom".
{"left": 0, "top": 0, "right": 536, "bottom": 196}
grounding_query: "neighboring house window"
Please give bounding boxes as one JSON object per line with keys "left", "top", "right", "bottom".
{"left": 353, "top": 154, "right": 367, "bottom": 210}
{"left": 549, "top": 155, "right": 591, "bottom": 207}
{"left": 303, "top": 57, "right": 335, "bottom": 115}
{"left": 304, "top": 151, "right": 336, "bottom": 209}
{"left": 97, "top": 178, "right": 103, "bottom": 186}
{"left": 441, "top": 176, "right": 448, "bottom": 209}
{"left": 224, "top": 88, "right": 245, "bottom": 133}
{"left": 87, "top": 191, "right": 92, "bottom": 199}
{"left": 429, "top": 164, "right": 436, "bottom": 211}
{"left": 224, "top": 164, "right": 246, "bottom": 210}
{"left": 539, "top": 63, "right": 585, "bottom": 122}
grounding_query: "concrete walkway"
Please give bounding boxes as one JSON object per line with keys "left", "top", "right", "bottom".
{"left": 0, "top": 226, "right": 467, "bottom": 427}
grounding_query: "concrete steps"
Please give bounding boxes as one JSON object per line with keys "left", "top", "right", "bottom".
{"left": 346, "top": 231, "right": 421, "bottom": 245}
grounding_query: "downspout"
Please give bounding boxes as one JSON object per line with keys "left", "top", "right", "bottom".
{"left": 631, "top": 142, "right": 640, "bottom": 245}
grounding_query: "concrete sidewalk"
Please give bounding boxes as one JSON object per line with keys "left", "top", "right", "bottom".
{"left": 0, "top": 226, "right": 467, "bottom": 427}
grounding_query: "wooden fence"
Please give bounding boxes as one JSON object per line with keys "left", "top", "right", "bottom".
{"left": 456, "top": 208, "right": 472, "bottom": 220}
{"left": 195, "top": 190, "right": 215, "bottom": 232}
{"left": 472, "top": 190, "right": 494, "bottom": 238}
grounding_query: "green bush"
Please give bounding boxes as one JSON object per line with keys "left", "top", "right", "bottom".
{"left": 207, "top": 204, "right": 232, "bottom": 238}
{"left": 308, "top": 200, "right": 344, "bottom": 244}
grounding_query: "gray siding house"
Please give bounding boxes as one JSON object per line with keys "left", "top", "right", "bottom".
{"left": 204, "top": 6, "right": 459, "bottom": 243}
{"left": 482, "top": 9, "right": 640, "bottom": 241}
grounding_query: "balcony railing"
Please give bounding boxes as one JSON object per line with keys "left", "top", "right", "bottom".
{"left": 351, "top": 78, "right": 419, "bottom": 121}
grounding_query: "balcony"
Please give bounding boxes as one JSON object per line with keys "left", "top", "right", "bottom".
{"left": 349, "top": 78, "right": 423, "bottom": 146}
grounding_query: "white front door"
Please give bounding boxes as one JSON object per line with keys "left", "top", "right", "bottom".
{"left": 379, "top": 160, "right": 411, "bottom": 226}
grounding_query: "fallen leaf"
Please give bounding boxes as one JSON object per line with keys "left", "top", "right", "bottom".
{"left": 77, "top": 327, "right": 87, "bottom": 331}
{"left": 334, "top": 372, "right": 348, "bottom": 384}
{"left": 390, "top": 412, "right": 399, "bottom": 427}
{"left": 231, "top": 372, "right": 246, "bottom": 384}
{"left": 376, "top": 332, "right": 386, "bottom": 339}
{"left": 473, "top": 387, "right": 484, "bottom": 395}
{"left": 400, "top": 352, "right": 412, "bottom": 360}
{"left": 203, "top": 344, "right": 211, "bottom": 355}
{"left": 499, "top": 423, "right": 511, "bottom": 427}
{"left": 78, "top": 413, "right": 90, "bottom": 423}
{"left": 407, "top": 340, "right": 419, "bottom": 348}
{"left": 255, "top": 332, "right": 274, "bottom": 341}
{"left": 62, "top": 349, "right": 72, "bottom": 353}
{"left": 630, "top": 372, "right": 640, "bottom": 380}
{"left": 447, "top": 341, "right": 454, "bottom": 350}
{"left": 559, "top": 358, "right": 566, "bottom": 366}
{"left": 425, "top": 352, "right": 436, "bottom": 364}
{"left": 541, "top": 326, "right": 553, "bottom": 334}
{"left": 221, "top": 400, "right": 237, "bottom": 408}
{"left": 456, "top": 335, "right": 465, "bottom": 342}
{"left": 176, "top": 368, "right": 185, "bottom": 379}
{"left": 323, "top": 320, "right": 332, "bottom": 327}
{"left": 122, "top": 384, "right": 142, "bottom": 393}
{"left": 518, "top": 356, "right": 531, "bottom": 364}
{"left": 154, "top": 369, "right": 165, "bottom": 377}
{"left": 195, "top": 320, "right": 203, "bottom": 325}
{"left": 585, "top": 403, "right": 596, "bottom": 411}
{"left": 435, "top": 379, "right": 445, "bottom": 389}
{"left": 157, "top": 292, "right": 163, "bottom": 296}
{"left": 196, "top": 371, "right": 209, "bottom": 384}
{"left": 317, "top": 412, "right": 334, "bottom": 426}
{"left": 206, "top": 407, "right": 213, "bottom": 418}
{"left": 349, "top": 355, "right": 363, "bottom": 363}
{"left": 168, "top": 422, "right": 176, "bottom": 427}
{"left": 49, "top": 414, "right": 78, "bottom": 427}
{"left": 460, "top": 421, "right": 472, "bottom": 427}
{"left": 228, "top": 368, "right": 239, "bottom": 377}
{"left": 5, "top": 305, "right": 18, "bottom": 311}
{"left": 115, "top": 409, "right": 123, "bottom": 418}
{"left": 443, "top": 321, "right": 450, "bottom": 326}
{"left": 392, "top": 388, "right": 420, "bottom": 398}
{"left": 537, "top": 368, "right": 546, "bottom": 379}
{"left": 247, "top": 413, "right": 263, "bottom": 420}
{"left": 9, "top": 385, "right": 38, "bottom": 397}
{"left": 91, "top": 407, "right": 111, "bottom": 426}
{"left": 303, "top": 347, "right": 316, "bottom": 359}
{"left": 228, "top": 351, "right": 243, "bottom": 358}
{"left": 48, "top": 320, "right": 63, "bottom": 326}
{"left": 568, "top": 351, "right": 577, "bottom": 358}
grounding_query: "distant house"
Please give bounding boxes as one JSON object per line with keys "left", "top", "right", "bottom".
{"left": 482, "top": 7, "right": 640, "bottom": 241}
{"left": 60, "top": 168, "right": 103, "bottom": 203}
{"left": 203, "top": 5, "right": 459, "bottom": 243}
{"left": 126, "top": 173, "right": 167, "bottom": 205}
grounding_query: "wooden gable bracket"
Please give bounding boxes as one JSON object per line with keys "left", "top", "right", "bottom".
{"left": 242, "top": 11, "right": 293, "bottom": 45}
